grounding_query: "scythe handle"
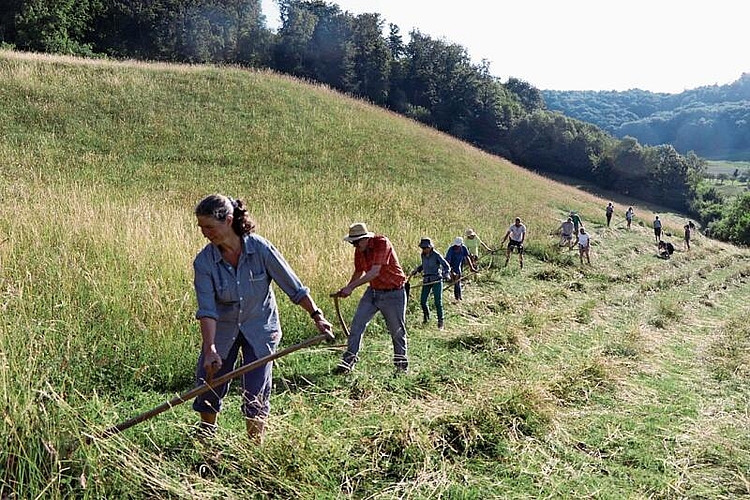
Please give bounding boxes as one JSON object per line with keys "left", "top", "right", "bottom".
{"left": 330, "top": 292, "right": 351, "bottom": 337}
{"left": 91, "top": 331, "right": 333, "bottom": 442}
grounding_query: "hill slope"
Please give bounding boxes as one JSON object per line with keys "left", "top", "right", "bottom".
{"left": 1, "top": 50, "right": 749, "bottom": 498}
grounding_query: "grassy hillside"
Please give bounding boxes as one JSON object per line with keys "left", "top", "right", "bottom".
{"left": 1, "top": 50, "right": 749, "bottom": 498}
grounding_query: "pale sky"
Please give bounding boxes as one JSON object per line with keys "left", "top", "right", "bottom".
{"left": 261, "top": 0, "right": 748, "bottom": 94}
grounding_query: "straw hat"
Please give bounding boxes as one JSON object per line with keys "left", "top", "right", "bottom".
{"left": 465, "top": 228, "right": 476, "bottom": 237}
{"left": 343, "top": 222, "right": 375, "bottom": 242}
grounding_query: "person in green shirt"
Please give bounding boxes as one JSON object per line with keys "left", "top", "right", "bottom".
{"left": 464, "top": 228, "right": 493, "bottom": 267}
{"left": 569, "top": 211, "right": 582, "bottom": 235}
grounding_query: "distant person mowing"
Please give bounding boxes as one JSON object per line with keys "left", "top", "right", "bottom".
{"left": 558, "top": 217, "right": 575, "bottom": 249}
{"left": 576, "top": 226, "right": 591, "bottom": 265}
{"left": 464, "top": 228, "right": 493, "bottom": 267}
{"left": 445, "top": 236, "right": 478, "bottom": 301}
{"left": 625, "top": 207, "right": 635, "bottom": 229}
{"left": 683, "top": 221, "right": 694, "bottom": 250}
{"left": 653, "top": 215, "right": 662, "bottom": 242}
{"left": 569, "top": 211, "right": 582, "bottom": 235}
{"left": 502, "top": 217, "right": 526, "bottom": 269}
{"left": 658, "top": 240, "right": 675, "bottom": 259}
{"left": 410, "top": 238, "right": 451, "bottom": 329}
{"left": 605, "top": 202, "right": 614, "bottom": 227}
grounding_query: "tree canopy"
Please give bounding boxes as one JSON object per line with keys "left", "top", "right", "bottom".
{"left": 3, "top": 0, "right": 744, "bottom": 242}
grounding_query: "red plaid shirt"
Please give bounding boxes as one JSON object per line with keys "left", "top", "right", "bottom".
{"left": 354, "top": 235, "right": 407, "bottom": 290}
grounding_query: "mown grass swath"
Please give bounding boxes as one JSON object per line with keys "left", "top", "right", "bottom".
{"left": 1, "top": 50, "right": 749, "bottom": 498}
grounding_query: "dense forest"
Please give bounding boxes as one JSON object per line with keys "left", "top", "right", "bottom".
{"left": 1, "top": 0, "right": 747, "bottom": 244}
{"left": 543, "top": 76, "right": 750, "bottom": 161}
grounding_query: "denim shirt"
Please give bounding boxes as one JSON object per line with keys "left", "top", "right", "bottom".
{"left": 193, "top": 233, "right": 310, "bottom": 359}
{"left": 414, "top": 250, "right": 450, "bottom": 282}
{"left": 445, "top": 245, "right": 470, "bottom": 273}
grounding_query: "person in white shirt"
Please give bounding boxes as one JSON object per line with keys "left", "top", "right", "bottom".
{"left": 501, "top": 217, "right": 526, "bottom": 269}
{"left": 625, "top": 207, "right": 635, "bottom": 229}
{"left": 576, "top": 226, "right": 591, "bottom": 265}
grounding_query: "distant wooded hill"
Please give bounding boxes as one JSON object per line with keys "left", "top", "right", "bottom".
{"left": 543, "top": 74, "right": 750, "bottom": 161}
{"left": 3, "top": 0, "right": 749, "bottom": 243}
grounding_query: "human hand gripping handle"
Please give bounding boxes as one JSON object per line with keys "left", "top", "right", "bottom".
{"left": 329, "top": 291, "right": 351, "bottom": 338}
{"left": 202, "top": 347, "right": 222, "bottom": 383}
{"left": 334, "top": 284, "right": 353, "bottom": 298}
{"left": 312, "top": 312, "right": 335, "bottom": 341}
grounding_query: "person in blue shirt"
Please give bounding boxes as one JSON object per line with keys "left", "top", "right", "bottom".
{"left": 192, "top": 194, "right": 332, "bottom": 442}
{"left": 445, "top": 237, "right": 478, "bottom": 301}
{"left": 410, "top": 238, "right": 451, "bottom": 330}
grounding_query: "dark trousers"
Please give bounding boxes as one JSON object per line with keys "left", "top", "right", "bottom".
{"left": 192, "top": 334, "right": 272, "bottom": 419}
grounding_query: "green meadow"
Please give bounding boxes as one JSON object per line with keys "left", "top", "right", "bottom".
{"left": 704, "top": 160, "right": 750, "bottom": 198}
{"left": 1, "top": 50, "right": 749, "bottom": 498}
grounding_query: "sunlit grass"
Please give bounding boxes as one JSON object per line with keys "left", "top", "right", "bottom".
{"left": 2, "top": 50, "right": 750, "bottom": 498}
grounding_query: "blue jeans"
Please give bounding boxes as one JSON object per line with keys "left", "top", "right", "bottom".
{"left": 342, "top": 287, "right": 408, "bottom": 370}
{"left": 420, "top": 280, "right": 444, "bottom": 322}
{"left": 192, "top": 334, "right": 272, "bottom": 419}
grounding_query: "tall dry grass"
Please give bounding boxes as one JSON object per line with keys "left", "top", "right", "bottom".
{"left": 2, "top": 50, "right": 750, "bottom": 498}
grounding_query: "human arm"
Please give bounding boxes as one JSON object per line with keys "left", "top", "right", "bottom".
{"left": 437, "top": 253, "right": 452, "bottom": 280}
{"left": 296, "top": 294, "right": 333, "bottom": 335}
{"left": 461, "top": 247, "right": 477, "bottom": 272}
{"left": 256, "top": 236, "right": 333, "bottom": 334}
{"left": 193, "top": 254, "right": 222, "bottom": 377}
{"left": 409, "top": 263, "right": 424, "bottom": 278}
{"left": 199, "top": 317, "right": 222, "bottom": 378}
{"left": 337, "top": 266, "right": 380, "bottom": 297}
{"left": 501, "top": 230, "right": 510, "bottom": 243}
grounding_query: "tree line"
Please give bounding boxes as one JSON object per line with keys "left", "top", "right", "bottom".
{"left": 543, "top": 75, "right": 750, "bottom": 161}
{"left": 3, "top": 0, "right": 746, "bottom": 244}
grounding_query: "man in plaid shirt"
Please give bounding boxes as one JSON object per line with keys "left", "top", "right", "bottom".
{"left": 334, "top": 223, "right": 409, "bottom": 374}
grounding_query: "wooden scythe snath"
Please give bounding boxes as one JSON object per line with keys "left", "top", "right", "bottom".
{"left": 330, "top": 292, "right": 350, "bottom": 337}
{"left": 87, "top": 331, "right": 334, "bottom": 443}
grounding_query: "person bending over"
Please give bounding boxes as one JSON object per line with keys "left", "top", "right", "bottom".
{"left": 192, "top": 194, "right": 332, "bottom": 442}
